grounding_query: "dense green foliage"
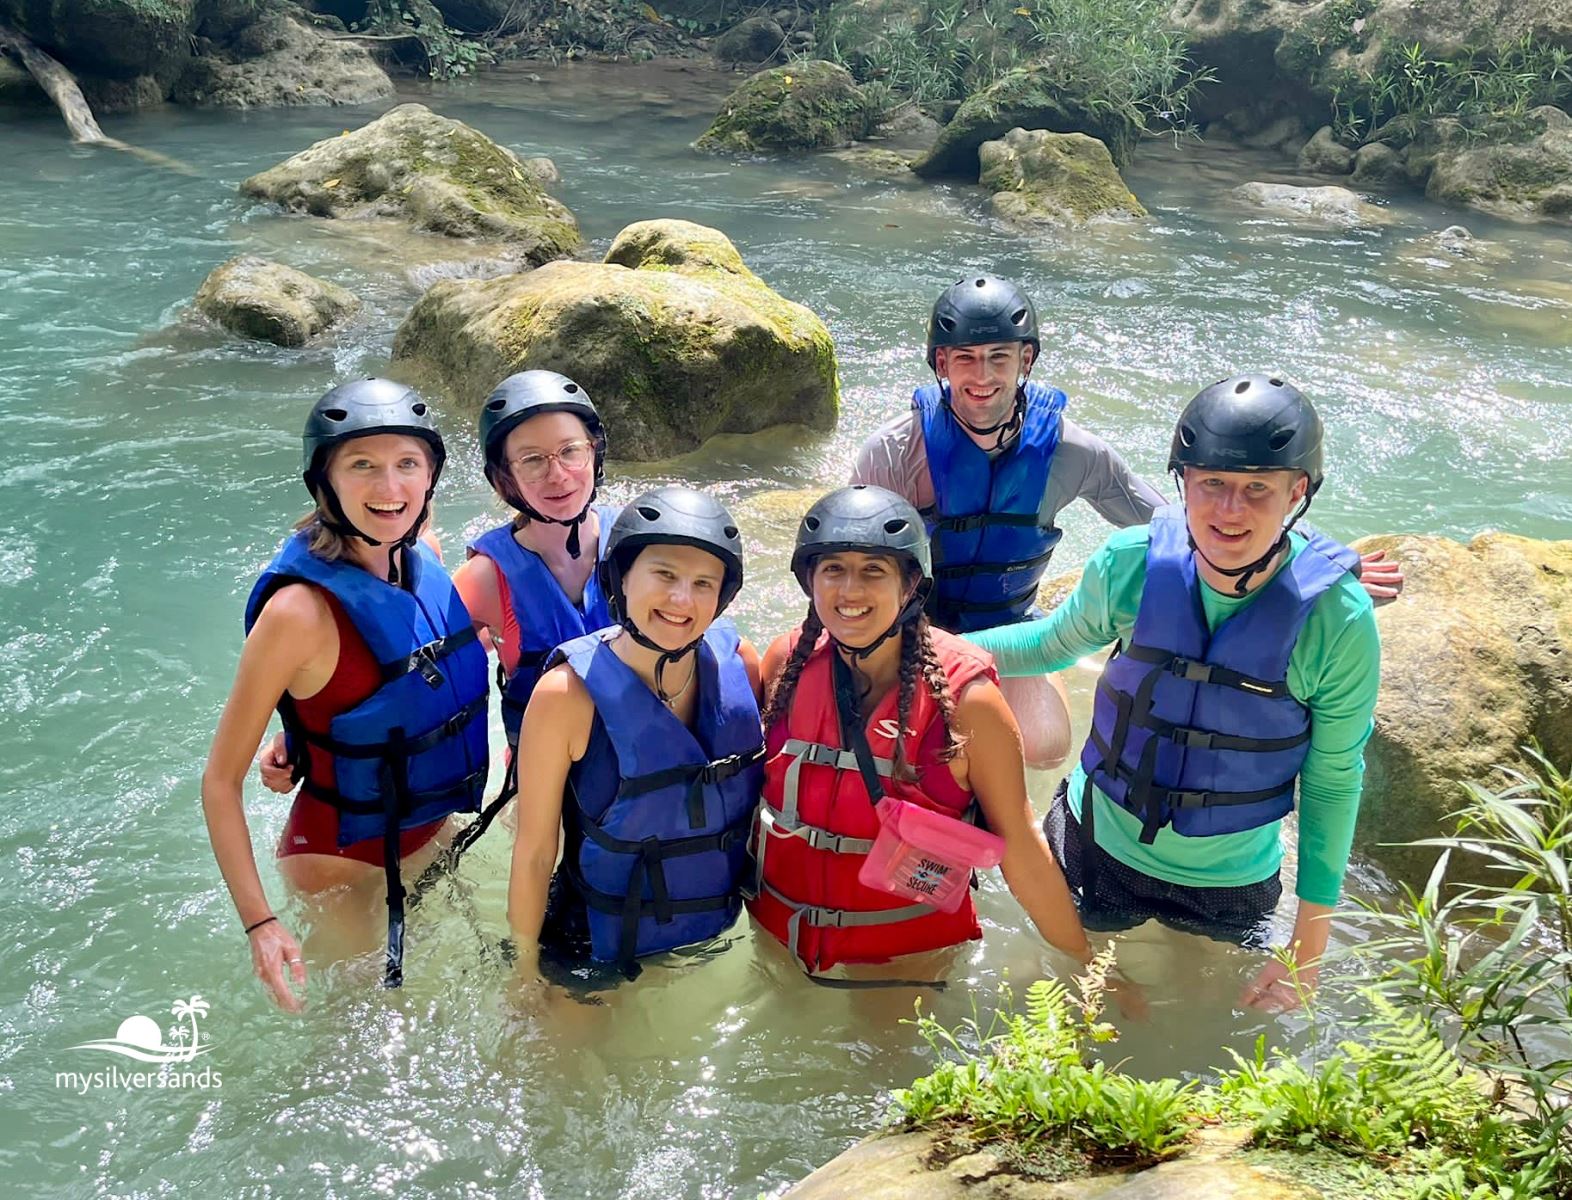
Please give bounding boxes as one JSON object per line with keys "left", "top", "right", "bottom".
{"left": 894, "top": 752, "right": 1572, "bottom": 1198}
{"left": 1327, "top": 34, "right": 1572, "bottom": 146}
{"left": 813, "top": 0, "right": 1210, "bottom": 138}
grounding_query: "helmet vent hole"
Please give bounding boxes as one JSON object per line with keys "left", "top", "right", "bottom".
{"left": 637, "top": 505, "right": 661, "bottom": 521}
{"left": 323, "top": 408, "right": 348, "bottom": 422}
{"left": 723, "top": 525, "right": 738, "bottom": 539}
{"left": 564, "top": 383, "right": 580, "bottom": 394}
{"left": 803, "top": 516, "right": 820, "bottom": 532}
{"left": 1233, "top": 380, "right": 1250, "bottom": 395}
{"left": 1269, "top": 428, "right": 1295, "bottom": 450}
{"left": 884, "top": 519, "right": 909, "bottom": 535}
{"left": 485, "top": 397, "right": 505, "bottom": 411}
{"left": 937, "top": 316, "right": 955, "bottom": 332}
{"left": 1178, "top": 424, "right": 1196, "bottom": 447}
{"left": 1268, "top": 377, "right": 1285, "bottom": 387}
{"left": 411, "top": 402, "right": 428, "bottom": 416}
{"left": 973, "top": 278, "right": 987, "bottom": 287}
{"left": 1010, "top": 307, "right": 1028, "bottom": 327}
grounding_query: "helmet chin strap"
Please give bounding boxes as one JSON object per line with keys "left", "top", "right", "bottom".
{"left": 937, "top": 378, "right": 1028, "bottom": 452}
{"left": 619, "top": 618, "right": 700, "bottom": 704}
{"left": 1177, "top": 475, "right": 1313, "bottom": 597}
{"left": 829, "top": 588, "right": 928, "bottom": 662}
{"left": 316, "top": 477, "right": 430, "bottom": 586}
{"left": 515, "top": 489, "right": 596, "bottom": 559}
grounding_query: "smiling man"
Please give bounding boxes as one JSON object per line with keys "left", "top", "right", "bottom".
{"left": 852, "top": 275, "right": 1165, "bottom": 768}
{"left": 966, "top": 375, "right": 1382, "bottom": 1012}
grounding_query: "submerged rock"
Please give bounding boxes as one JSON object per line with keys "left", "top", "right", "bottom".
{"left": 240, "top": 104, "right": 581, "bottom": 263}
{"left": 1297, "top": 126, "right": 1355, "bottom": 176}
{"left": 172, "top": 14, "right": 392, "bottom": 109}
{"left": 194, "top": 255, "right": 358, "bottom": 347}
{"left": 696, "top": 61, "right": 875, "bottom": 153}
{"left": 1356, "top": 531, "right": 1572, "bottom": 885}
{"left": 1232, "top": 181, "right": 1393, "bottom": 225}
{"left": 912, "top": 63, "right": 1138, "bottom": 179}
{"left": 979, "top": 128, "right": 1146, "bottom": 226}
{"left": 1426, "top": 109, "right": 1572, "bottom": 223}
{"left": 391, "top": 219, "right": 838, "bottom": 460}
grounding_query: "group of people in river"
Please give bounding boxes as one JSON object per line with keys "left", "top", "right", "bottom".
{"left": 200, "top": 274, "right": 1398, "bottom": 1017}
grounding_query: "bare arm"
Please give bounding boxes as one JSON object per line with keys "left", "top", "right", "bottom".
{"left": 951, "top": 679, "right": 1092, "bottom": 963}
{"left": 200, "top": 583, "right": 332, "bottom": 1011}
{"left": 506, "top": 664, "right": 591, "bottom": 973}
{"left": 451, "top": 552, "right": 505, "bottom": 641}
{"left": 737, "top": 637, "right": 764, "bottom": 705}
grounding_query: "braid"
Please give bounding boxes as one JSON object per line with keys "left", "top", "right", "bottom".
{"left": 915, "top": 617, "right": 967, "bottom": 762}
{"left": 891, "top": 623, "right": 921, "bottom": 782}
{"left": 761, "top": 605, "right": 822, "bottom": 733}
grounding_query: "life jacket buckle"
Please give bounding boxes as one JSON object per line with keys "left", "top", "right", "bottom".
{"left": 416, "top": 646, "right": 445, "bottom": 689}
{"left": 1169, "top": 657, "right": 1213, "bottom": 683}
{"left": 1174, "top": 728, "right": 1216, "bottom": 749}
{"left": 1171, "top": 790, "right": 1212, "bottom": 809}
{"left": 941, "top": 513, "right": 989, "bottom": 534}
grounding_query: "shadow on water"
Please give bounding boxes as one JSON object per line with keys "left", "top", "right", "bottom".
{"left": 2, "top": 57, "right": 1570, "bottom": 1198}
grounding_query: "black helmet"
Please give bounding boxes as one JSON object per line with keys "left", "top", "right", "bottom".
{"left": 790, "top": 485, "right": 931, "bottom": 595}
{"left": 479, "top": 370, "right": 606, "bottom": 488}
{"left": 1168, "top": 373, "right": 1324, "bottom": 494}
{"left": 301, "top": 377, "right": 446, "bottom": 490}
{"left": 601, "top": 486, "right": 745, "bottom": 623}
{"left": 925, "top": 274, "right": 1040, "bottom": 369}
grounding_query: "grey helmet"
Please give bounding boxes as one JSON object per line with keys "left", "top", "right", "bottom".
{"left": 791, "top": 485, "right": 931, "bottom": 658}
{"left": 300, "top": 378, "right": 445, "bottom": 581}
{"left": 478, "top": 370, "right": 607, "bottom": 558}
{"left": 1168, "top": 373, "right": 1325, "bottom": 495}
{"left": 925, "top": 274, "right": 1040, "bottom": 368}
{"left": 302, "top": 377, "right": 446, "bottom": 491}
{"left": 599, "top": 487, "right": 745, "bottom": 700}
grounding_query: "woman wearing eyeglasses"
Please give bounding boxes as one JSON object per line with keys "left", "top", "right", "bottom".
{"left": 453, "top": 370, "right": 618, "bottom": 757}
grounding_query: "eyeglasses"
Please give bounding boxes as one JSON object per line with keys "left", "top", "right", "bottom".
{"left": 508, "top": 440, "right": 595, "bottom": 482}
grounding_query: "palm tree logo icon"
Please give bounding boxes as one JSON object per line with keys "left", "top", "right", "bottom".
{"left": 71, "top": 995, "right": 216, "bottom": 1064}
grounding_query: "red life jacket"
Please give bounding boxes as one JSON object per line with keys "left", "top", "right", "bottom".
{"left": 747, "top": 627, "right": 997, "bottom": 972}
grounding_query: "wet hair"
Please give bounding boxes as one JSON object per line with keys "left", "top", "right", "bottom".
{"left": 295, "top": 437, "right": 435, "bottom": 561}
{"left": 762, "top": 562, "right": 966, "bottom": 777}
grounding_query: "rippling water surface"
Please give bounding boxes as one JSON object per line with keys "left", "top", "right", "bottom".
{"left": 2, "top": 59, "right": 1570, "bottom": 1199}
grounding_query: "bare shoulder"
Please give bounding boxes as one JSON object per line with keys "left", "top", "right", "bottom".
{"left": 252, "top": 581, "right": 333, "bottom": 639}
{"left": 452, "top": 552, "right": 503, "bottom": 624}
{"left": 760, "top": 631, "right": 796, "bottom": 686}
{"left": 737, "top": 637, "right": 763, "bottom": 695}
{"left": 951, "top": 674, "right": 1011, "bottom": 735}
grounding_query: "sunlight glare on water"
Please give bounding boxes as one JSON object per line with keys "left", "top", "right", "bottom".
{"left": 1, "top": 58, "right": 1570, "bottom": 1198}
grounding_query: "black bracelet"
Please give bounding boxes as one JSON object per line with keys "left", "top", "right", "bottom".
{"left": 244, "top": 915, "right": 278, "bottom": 936}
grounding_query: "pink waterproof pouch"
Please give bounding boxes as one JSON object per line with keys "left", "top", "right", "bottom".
{"left": 857, "top": 796, "right": 1006, "bottom": 913}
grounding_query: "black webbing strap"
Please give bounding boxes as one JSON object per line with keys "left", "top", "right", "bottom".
{"left": 565, "top": 853, "right": 739, "bottom": 980}
{"left": 929, "top": 511, "right": 1042, "bottom": 535}
{"left": 381, "top": 735, "right": 409, "bottom": 989}
{"left": 933, "top": 546, "right": 1058, "bottom": 580}
{"left": 407, "top": 753, "right": 521, "bottom": 911}
{"left": 292, "top": 694, "right": 487, "bottom": 761}
{"left": 1120, "top": 644, "right": 1291, "bottom": 698}
{"left": 1093, "top": 679, "right": 1310, "bottom": 753}
{"left": 301, "top": 765, "right": 487, "bottom": 816}
{"left": 831, "top": 652, "right": 887, "bottom": 804}
{"left": 379, "top": 625, "right": 480, "bottom": 687}
{"left": 616, "top": 747, "right": 764, "bottom": 831}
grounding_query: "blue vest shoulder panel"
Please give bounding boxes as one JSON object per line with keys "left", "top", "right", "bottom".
{"left": 246, "top": 532, "right": 490, "bottom": 847}
{"left": 915, "top": 380, "right": 1067, "bottom": 631}
{"left": 552, "top": 620, "right": 763, "bottom": 973}
{"left": 468, "top": 504, "right": 619, "bottom": 746}
{"left": 1079, "top": 505, "right": 1355, "bottom": 842}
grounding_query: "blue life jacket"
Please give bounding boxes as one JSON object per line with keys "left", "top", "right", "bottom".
{"left": 1080, "top": 505, "right": 1360, "bottom": 845}
{"left": 551, "top": 621, "right": 763, "bottom": 976}
{"left": 245, "top": 533, "right": 490, "bottom": 849}
{"left": 467, "top": 505, "right": 618, "bottom": 747}
{"left": 915, "top": 380, "right": 1067, "bottom": 631}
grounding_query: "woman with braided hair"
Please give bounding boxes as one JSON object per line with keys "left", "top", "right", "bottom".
{"left": 747, "top": 485, "right": 1093, "bottom": 980}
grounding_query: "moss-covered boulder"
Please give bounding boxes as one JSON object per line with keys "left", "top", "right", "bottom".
{"left": 1298, "top": 125, "right": 1354, "bottom": 175}
{"left": 194, "top": 255, "right": 359, "bottom": 347}
{"left": 1425, "top": 108, "right": 1572, "bottom": 223}
{"left": 1231, "top": 181, "right": 1394, "bottom": 226}
{"left": 696, "top": 60, "right": 875, "bottom": 154}
{"left": 0, "top": 0, "right": 247, "bottom": 81}
{"left": 1355, "top": 531, "right": 1572, "bottom": 885}
{"left": 240, "top": 104, "right": 580, "bottom": 262}
{"left": 979, "top": 128, "right": 1146, "bottom": 226}
{"left": 390, "top": 219, "right": 838, "bottom": 460}
{"left": 171, "top": 13, "right": 391, "bottom": 109}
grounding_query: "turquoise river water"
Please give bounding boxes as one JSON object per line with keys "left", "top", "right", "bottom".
{"left": 2, "top": 59, "right": 1570, "bottom": 1199}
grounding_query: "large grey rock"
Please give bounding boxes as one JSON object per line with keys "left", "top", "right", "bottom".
{"left": 240, "top": 104, "right": 581, "bottom": 262}
{"left": 1298, "top": 126, "right": 1354, "bottom": 175}
{"left": 1232, "top": 181, "right": 1393, "bottom": 226}
{"left": 912, "top": 63, "right": 1137, "bottom": 178}
{"left": 1425, "top": 110, "right": 1572, "bottom": 222}
{"left": 194, "top": 255, "right": 358, "bottom": 346}
{"left": 1355, "top": 532, "right": 1572, "bottom": 885}
{"left": 1351, "top": 141, "right": 1407, "bottom": 186}
{"left": 714, "top": 15, "right": 786, "bottom": 65}
{"left": 696, "top": 61, "right": 875, "bottom": 153}
{"left": 391, "top": 219, "right": 839, "bottom": 460}
{"left": 979, "top": 128, "right": 1146, "bottom": 226}
{"left": 172, "top": 14, "right": 392, "bottom": 109}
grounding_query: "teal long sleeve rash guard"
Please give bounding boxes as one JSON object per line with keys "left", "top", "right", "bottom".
{"left": 967, "top": 525, "right": 1381, "bottom": 907}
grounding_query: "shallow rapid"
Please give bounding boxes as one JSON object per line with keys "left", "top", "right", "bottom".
{"left": 2, "top": 60, "right": 1570, "bottom": 1199}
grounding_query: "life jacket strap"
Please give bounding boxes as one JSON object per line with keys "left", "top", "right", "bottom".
{"left": 564, "top": 855, "right": 739, "bottom": 980}
{"left": 927, "top": 510, "right": 1043, "bottom": 534}
{"left": 618, "top": 746, "right": 764, "bottom": 829}
{"left": 1121, "top": 643, "right": 1291, "bottom": 698}
{"left": 1092, "top": 678, "right": 1310, "bottom": 754}
{"left": 759, "top": 879, "right": 933, "bottom": 969}
{"left": 300, "top": 765, "right": 489, "bottom": 818}
{"left": 378, "top": 625, "right": 480, "bottom": 687}
{"left": 294, "top": 694, "right": 488, "bottom": 760}
{"left": 755, "top": 803, "right": 876, "bottom": 856}
{"left": 933, "top": 544, "right": 1058, "bottom": 580}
